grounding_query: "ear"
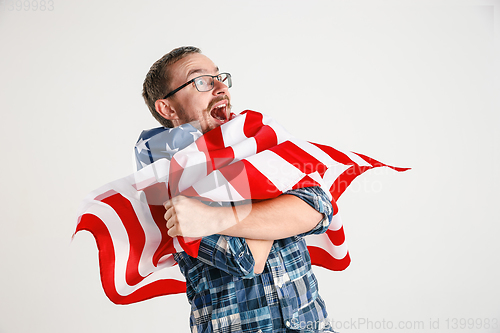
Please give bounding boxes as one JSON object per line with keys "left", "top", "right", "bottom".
{"left": 155, "top": 99, "right": 179, "bottom": 121}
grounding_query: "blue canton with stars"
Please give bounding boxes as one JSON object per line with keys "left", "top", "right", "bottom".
{"left": 134, "top": 123, "right": 202, "bottom": 170}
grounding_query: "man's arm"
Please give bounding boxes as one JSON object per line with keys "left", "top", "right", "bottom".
{"left": 165, "top": 195, "right": 318, "bottom": 275}
{"left": 166, "top": 187, "right": 332, "bottom": 274}
{"left": 165, "top": 187, "right": 333, "bottom": 274}
{"left": 165, "top": 194, "right": 322, "bottom": 240}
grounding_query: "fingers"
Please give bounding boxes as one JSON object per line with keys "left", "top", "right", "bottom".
{"left": 166, "top": 217, "right": 176, "bottom": 231}
{"left": 167, "top": 224, "right": 178, "bottom": 237}
{"left": 163, "top": 199, "right": 173, "bottom": 210}
{"left": 164, "top": 199, "right": 181, "bottom": 237}
{"left": 164, "top": 206, "right": 175, "bottom": 228}
{"left": 164, "top": 196, "right": 191, "bottom": 237}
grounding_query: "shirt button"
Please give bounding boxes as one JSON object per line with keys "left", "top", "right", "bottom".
{"left": 238, "top": 252, "right": 244, "bottom": 258}
{"left": 286, "top": 321, "right": 291, "bottom": 327}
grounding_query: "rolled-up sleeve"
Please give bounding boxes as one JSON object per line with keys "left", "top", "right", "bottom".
{"left": 196, "top": 234, "right": 255, "bottom": 277}
{"left": 284, "top": 186, "right": 333, "bottom": 237}
{"left": 192, "top": 186, "right": 332, "bottom": 276}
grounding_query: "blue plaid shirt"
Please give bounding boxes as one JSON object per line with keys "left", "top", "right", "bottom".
{"left": 174, "top": 186, "right": 334, "bottom": 333}
{"left": 134, "top": 126, "right": 335, "bottom": 333}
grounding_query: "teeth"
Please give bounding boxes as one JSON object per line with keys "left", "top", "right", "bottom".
{"left": 214, "top": 104, "right": 225, "bottom": 109}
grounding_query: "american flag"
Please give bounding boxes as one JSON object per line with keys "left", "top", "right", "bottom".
{"left": 75, "top": 110, "right": 409, "bottom": 304}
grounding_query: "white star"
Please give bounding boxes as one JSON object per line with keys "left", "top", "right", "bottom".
{"left": 136, "top": 137, "right": 151, "bottom": 154}
{"left": 165, "top": 140, "right": 179, "bottom": 154}
{"left": 189, "top": 130, "right": 202, "bottom": 142}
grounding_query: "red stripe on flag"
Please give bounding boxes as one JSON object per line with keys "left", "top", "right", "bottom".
{"left": 141, "top": 181, "right": 170, "bottom": 206}
{"left": 330, "top": 165, "right": 367, "bottom": 201}
{"left": 214, "top": 160, "right": 252, "bottom": 199}
{"left": 179, "top": 186, "right": 202, "bottom": 198}
{"left": 208, "top": 146, "right": 235, "bottom": 172}
{"left": 101, "top": 194, "right": 145, "bottom": 287}
{"left": 356, "top": 152, "right": 411, "bottom": 172}
{"left": 177, "top": 237, "right": 202, "bottom": 257}
{"left": 254, "top": 125, "right": 278, "bottom": 153}
{"left": 148, "top": 204, "right": 200, "bottom": 263}
{"left": 241, "top": 110, "right": 263, "bottom": 138}
{"left": 291, "top": 175, "right": 321, "bottom": 190}
{"left": 270, "top": 141, "right": 328, "bottom": 177}
{"left": 149, "top": 204, "right": 177, "bottom": 266}
{"left": 307, "top": 246, "right": 351, "bottom": 271}
{"left": 201, "top": 125, "right": 225, "bottom": 151}
{"left": 326, "top": 226, "right": 346, "bottom": 247}
{"left": 168, "top": 157, "right": 183, "bottom": 197}
{"left": 196, "top": 127, "right": 224, "bottom": 174}
{"left": 76, "top": 214, "right": 186, "bottom": 305}
{"left": 236, "top": 160, "right": 284, "bottom": 199}
{"left": 311, "top": 142, "right": 355, "bottom": 166}
{"left": 241, "top": 110, "right": 278, "bottom": 153}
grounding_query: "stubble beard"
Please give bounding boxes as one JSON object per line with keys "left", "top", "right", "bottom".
{"left": 205, "top": 95, "right": 232, "bottom": 115}
{"left": 177, "top": 95, "right": 232, "bottom": 133}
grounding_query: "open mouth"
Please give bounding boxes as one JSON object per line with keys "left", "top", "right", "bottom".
{"left": 210, "top": 102, "right": 229, "bottom": 124}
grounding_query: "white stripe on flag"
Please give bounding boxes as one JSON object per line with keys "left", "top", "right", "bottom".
{"left": 329, "top": 212, "right": 343, "bottom": 232}
{"left": 85, "top": 201, "right": 131, "bottom": 296}
{"left": 79, "top": 172, "right": 168, "bottom": 276}
{"left": 230, "top": 136, "right": 257, "bottom": 163}
{"left": 245, "top": 150, "right": 305, "bottom": 192}
{"left": 261, "top": 113, "right": 293, "bottom": 144}
{"left": 85, "top": 201, "right": 185, "bottom": 296}
{"left": 322, "top": 164, "right": 352, "bottom": 189}
{"left": 338, "top": 149, "right": 372, "bottom": 167}
{"left": 306, "top": 171, "right": 332, "bottom": 202}
{"left": 192, "top": 170, "right": 246, "bottom": 202}
{"left": 174, "top": 147, "right": 209, "bottom": 193}
{"left": 288, "top": 138, "right": 339, "bottom": 167}
{"left": 132, "top": 158, "right": 170, "bottom": 191}
{"left": 121, "top": 190, "right": 175, "bottom": 276}
{"left": 305, "top": 233, "right": 348, "bottom": 260}
{"left": 221, "top": 112, "right": 249, "bottom": 147}
{"left": 172, "top": 237, "right": 184, "bottom": 253}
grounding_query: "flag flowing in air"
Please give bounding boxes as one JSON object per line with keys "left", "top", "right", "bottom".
{"left": 75, "top": 110, "right": 409, "bottom": 304}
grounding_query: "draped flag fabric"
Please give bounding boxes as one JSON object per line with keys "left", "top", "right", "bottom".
{"left": 75, "top": 110, "right": 409, "bottom": 305}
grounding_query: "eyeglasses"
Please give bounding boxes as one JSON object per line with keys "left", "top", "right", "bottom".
{"left": 163, "top": 73, "right": 232, "bottom": 99}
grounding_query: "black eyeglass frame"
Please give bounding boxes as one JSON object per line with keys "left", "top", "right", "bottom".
{"left": 163, "top": 72, "right": 232, "bottom": 99}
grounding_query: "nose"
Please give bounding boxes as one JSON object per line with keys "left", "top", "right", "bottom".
{"left": 212, "top": 78, "right": 229, "bottom": 96}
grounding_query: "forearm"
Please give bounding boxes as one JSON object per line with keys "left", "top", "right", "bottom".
{"left": 165, "top": 188, "right": 330, "bottom": 240}
{"left": 245, "top": 239, "right": 273, "bottom": 274}
{"left": 221, "top": 194, "right": 323, "bottom": 240}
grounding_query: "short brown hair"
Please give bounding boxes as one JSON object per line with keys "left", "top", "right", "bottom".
{"left": 142, "top": 46, "right": 202, "bottom": 128}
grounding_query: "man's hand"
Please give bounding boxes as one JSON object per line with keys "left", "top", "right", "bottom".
{"left": 164, "top": 196, "right": 236, "bottom": 238}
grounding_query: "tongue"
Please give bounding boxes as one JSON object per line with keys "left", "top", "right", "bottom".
{"left": 211, "top": 107, "right": 227, "bottom": 121}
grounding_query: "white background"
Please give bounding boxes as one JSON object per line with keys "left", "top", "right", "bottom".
{"left": 0, "top": 0, "right": 499, "bottom": 332}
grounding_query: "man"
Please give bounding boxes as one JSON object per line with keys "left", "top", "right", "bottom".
{"left": 139, "top": 46, "right": 335, "bottom": 333}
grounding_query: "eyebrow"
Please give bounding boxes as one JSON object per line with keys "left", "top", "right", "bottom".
{"left": 186, "top": 66, "right": 220, "bottom": 80}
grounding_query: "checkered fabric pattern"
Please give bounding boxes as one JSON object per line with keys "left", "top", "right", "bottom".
{"left": 174, "top": 186, "right": 334, "bottom": 333}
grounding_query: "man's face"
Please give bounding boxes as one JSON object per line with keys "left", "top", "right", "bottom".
{"left": 166, "top": 53, "right": 232, "bottom": 134}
